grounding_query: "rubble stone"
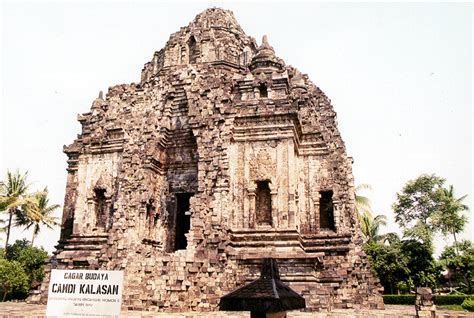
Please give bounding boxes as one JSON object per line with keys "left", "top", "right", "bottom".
{"left": 415, "top": 288, "right": 436, "bottom": 318}
{"left": 33, "top": 7, "right": 384, "bottom": 311}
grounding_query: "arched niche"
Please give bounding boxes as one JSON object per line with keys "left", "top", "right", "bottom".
{"left": 188, "top": 36, "right": 198, "bottom": 64}
{"left": 255, "top": 180, "right": 272, "bottom": 226}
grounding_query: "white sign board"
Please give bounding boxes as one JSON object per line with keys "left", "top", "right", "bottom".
{"left": 46, "top": 269, "right": 124, "bottom": 317}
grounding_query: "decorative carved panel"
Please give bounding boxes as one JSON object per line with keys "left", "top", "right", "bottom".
{"left": 249, "top": 149, "right": 275, "bottom": 181}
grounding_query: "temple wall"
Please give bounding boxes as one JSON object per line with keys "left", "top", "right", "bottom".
{"left": 72, "top": 152, "right": 122, "bottom": 235}
{"left": 32, "top": 7, "right": 383, "bottom": 312}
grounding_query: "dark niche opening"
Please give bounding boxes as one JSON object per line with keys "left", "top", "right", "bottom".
{"left": 256, "top": 181, "right": 272, "bottom": 226}
{"left": 61, "top": 207, "right": 74, "bottom": 241}
{"left": 242, "top": 50, "right": 249, "bottom": 66}
{"left": 94, "top": 188, "right": 107, "bottom": 228}
{"left": 174, "top": 193, "right": 193, "bottom": 251}
{"left": 73, "top": 260, "right": 90, "bottom": 268}
{"left": 319, "top": 190, "right": 335, "bottom": 230}
{"left": 188, "top": 36, "right": 198, "bottom": 64}
{"left": 258, "top": 83, "right": 268, "bottom": 98}
{"left": 146, "top": 199, "right": 157, "bottom": 231}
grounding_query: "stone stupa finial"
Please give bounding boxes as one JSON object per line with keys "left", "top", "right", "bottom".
{"left": 249, "top": 34, "right": 283, "bottom": 72}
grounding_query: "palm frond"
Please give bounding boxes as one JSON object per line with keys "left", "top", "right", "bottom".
{"left": 355, "top": 184, "right": 373, "bottom": 192}
{"left": 13, "top": 187, "right": 60, "bottom": 245}
{"left": 355, "top": 183, "right": 373, "bottom": 216}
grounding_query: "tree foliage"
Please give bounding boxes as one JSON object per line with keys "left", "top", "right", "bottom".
{"left": 392, "top": 174, "right": 469, "bottom": 248}
{"left": 392, "top": 174, "right": 445, "bottom": 227}
{"left": 361, "top": 175, "right": 470, "bottom": 295}
{"left": 3, "top": 238, "right": 30, "bottom": 261}
{"left": 359, "top": 212, "right": 391, "bottom": 244}
{"left": 355, "top": 183, "right": 373, "bottom": 216}
{"left": 0, "top": 239, "right": 48, "bottom": 300}
{"left": 364, "top": 239, "right": 410, "bottom": 294}
{"left": 1, "top": 170, "right": 60, "bottom": 249}
{"left": 400, "top": 239, "right": 439, "bottom": 289}
{"left": 431, "top": 185, "right": 469, "bottom": 249}
{"left": 0, "top": 170, "right": 32, "bottom": 250}
{"left": 14, "top": 188, "right": 60, "bottom": 245}
{"left": 0, "top": 259, "right": 29, "bottom": 301}
{"left": 364, "top": 235, "right": 439, "bottom": 294}
{"left": 355, "top": 184, "right": 396, "bottom": 244}
{"left": 402, "top": 221, "right": 434, "bottom": 247}
{"left": 439, "top": 240, "right": 474, "bottom": 294}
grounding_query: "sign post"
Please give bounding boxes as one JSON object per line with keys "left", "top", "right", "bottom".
{"left": 46, "top": 269, "right": 124, "bottom": 317}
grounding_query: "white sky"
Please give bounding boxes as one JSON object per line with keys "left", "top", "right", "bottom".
{"left": 1, "top": 1, "right": 472, "bottom": 255}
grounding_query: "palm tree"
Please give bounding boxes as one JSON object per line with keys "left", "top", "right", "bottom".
{"left": 359, "top": 211, "right": 388, "bottom": 244}
{"left": 355, "top": 184, "right": 373, "bottom": 216}
{"left": 432, "top": 185, "right": 469, "bottom": 254}
{"left": 0, "top": 170, "right": 31, "bottom": 250}
{"left": 15, "top": 188, "right": 60, "bottom": 246}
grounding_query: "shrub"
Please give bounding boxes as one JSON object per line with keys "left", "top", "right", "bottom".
{"left": 16, "top": 243, "right": 48, "bottom": 286}
{"left": 383, "top": 294, "right": 474, "bottom": 306}
{"left": 4, "top": 239, "right": 48, "bottom": 289}
{"left": 383, "top": 295, "right": 416, "bottom": 304}
{"left": 0, "top": 239, "right": 48, "bottom": 300}
{"left": 461, "top": 299, "right": 474, "bottom": 312}
{"left": 433, "top": 295, "right": 471, "bottom": 305}
{"left": 0, "top": 259, "right": 30, "bottom": 301}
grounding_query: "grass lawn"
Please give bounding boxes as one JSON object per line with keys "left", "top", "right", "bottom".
{"left": 437, "top": 304, "right": 469, "bottom": 312}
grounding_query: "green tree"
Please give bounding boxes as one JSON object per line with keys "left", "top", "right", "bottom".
{"left": 359, "top": 212, "right": 388, "bottom": 244}
{"left": 402, "top": 221, "right": 434, "bottom": 247}
{"left": 16, "top": 244, "right": 48, "bottom": 289}
{"left": 392, "top": 174, "right": 444, "bottom": 224}
{"left": 0, "top": 170, "right": 32, "bottom": 250}
{"left": 354, "top": 184, "right": 397, "bottom": 245}
{"left": 439, "top": 240, "right": 474, "bottom": 294}
{"left": 364, "top": 232, "right": 440, "bottom": 294}
{"left": 401, "top": 239, "right": 439, "bottom": 289}
{"left": 2, "top": 238, "right": 30, "bottom": 261}
{"left": 15, "top": 188, "right": 60, "bottom": 246}
{"left": 0, "top": 259, "right": 29, "bottom": 301}
{"left": 383, "top": 232, "right": 402, "bottom": 245}
{"left": 392, "top": 174, "right": 445, "bottom": 245}
{"left": 364, "top": 239, "right": 410, "bottom": 294}
{"left": 0, "top": 239, "right": 48, "bottom": 297}
{"left": 432, "top": 185, "right": 469, "bottom": 252}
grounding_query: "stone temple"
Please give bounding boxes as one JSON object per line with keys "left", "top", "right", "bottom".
{"left": 35, "top": 8, "right": 383, "bottom": 311}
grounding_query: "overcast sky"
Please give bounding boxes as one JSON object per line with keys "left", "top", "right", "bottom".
{"left": 1, "top": 1, "right": 472, "bottom": 254}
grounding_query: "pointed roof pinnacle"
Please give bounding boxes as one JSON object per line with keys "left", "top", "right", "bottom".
{"left": 191, "top": 7, "right": 244, "bottom": 34}
{"left": 249, "top": 34, "right": 284, "bottom": 73}
{"left": 259, "top": 35, "right": 275, "bottom": 53}
{"left": 262, "top": 35, "right": 270, "bottom": 47}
